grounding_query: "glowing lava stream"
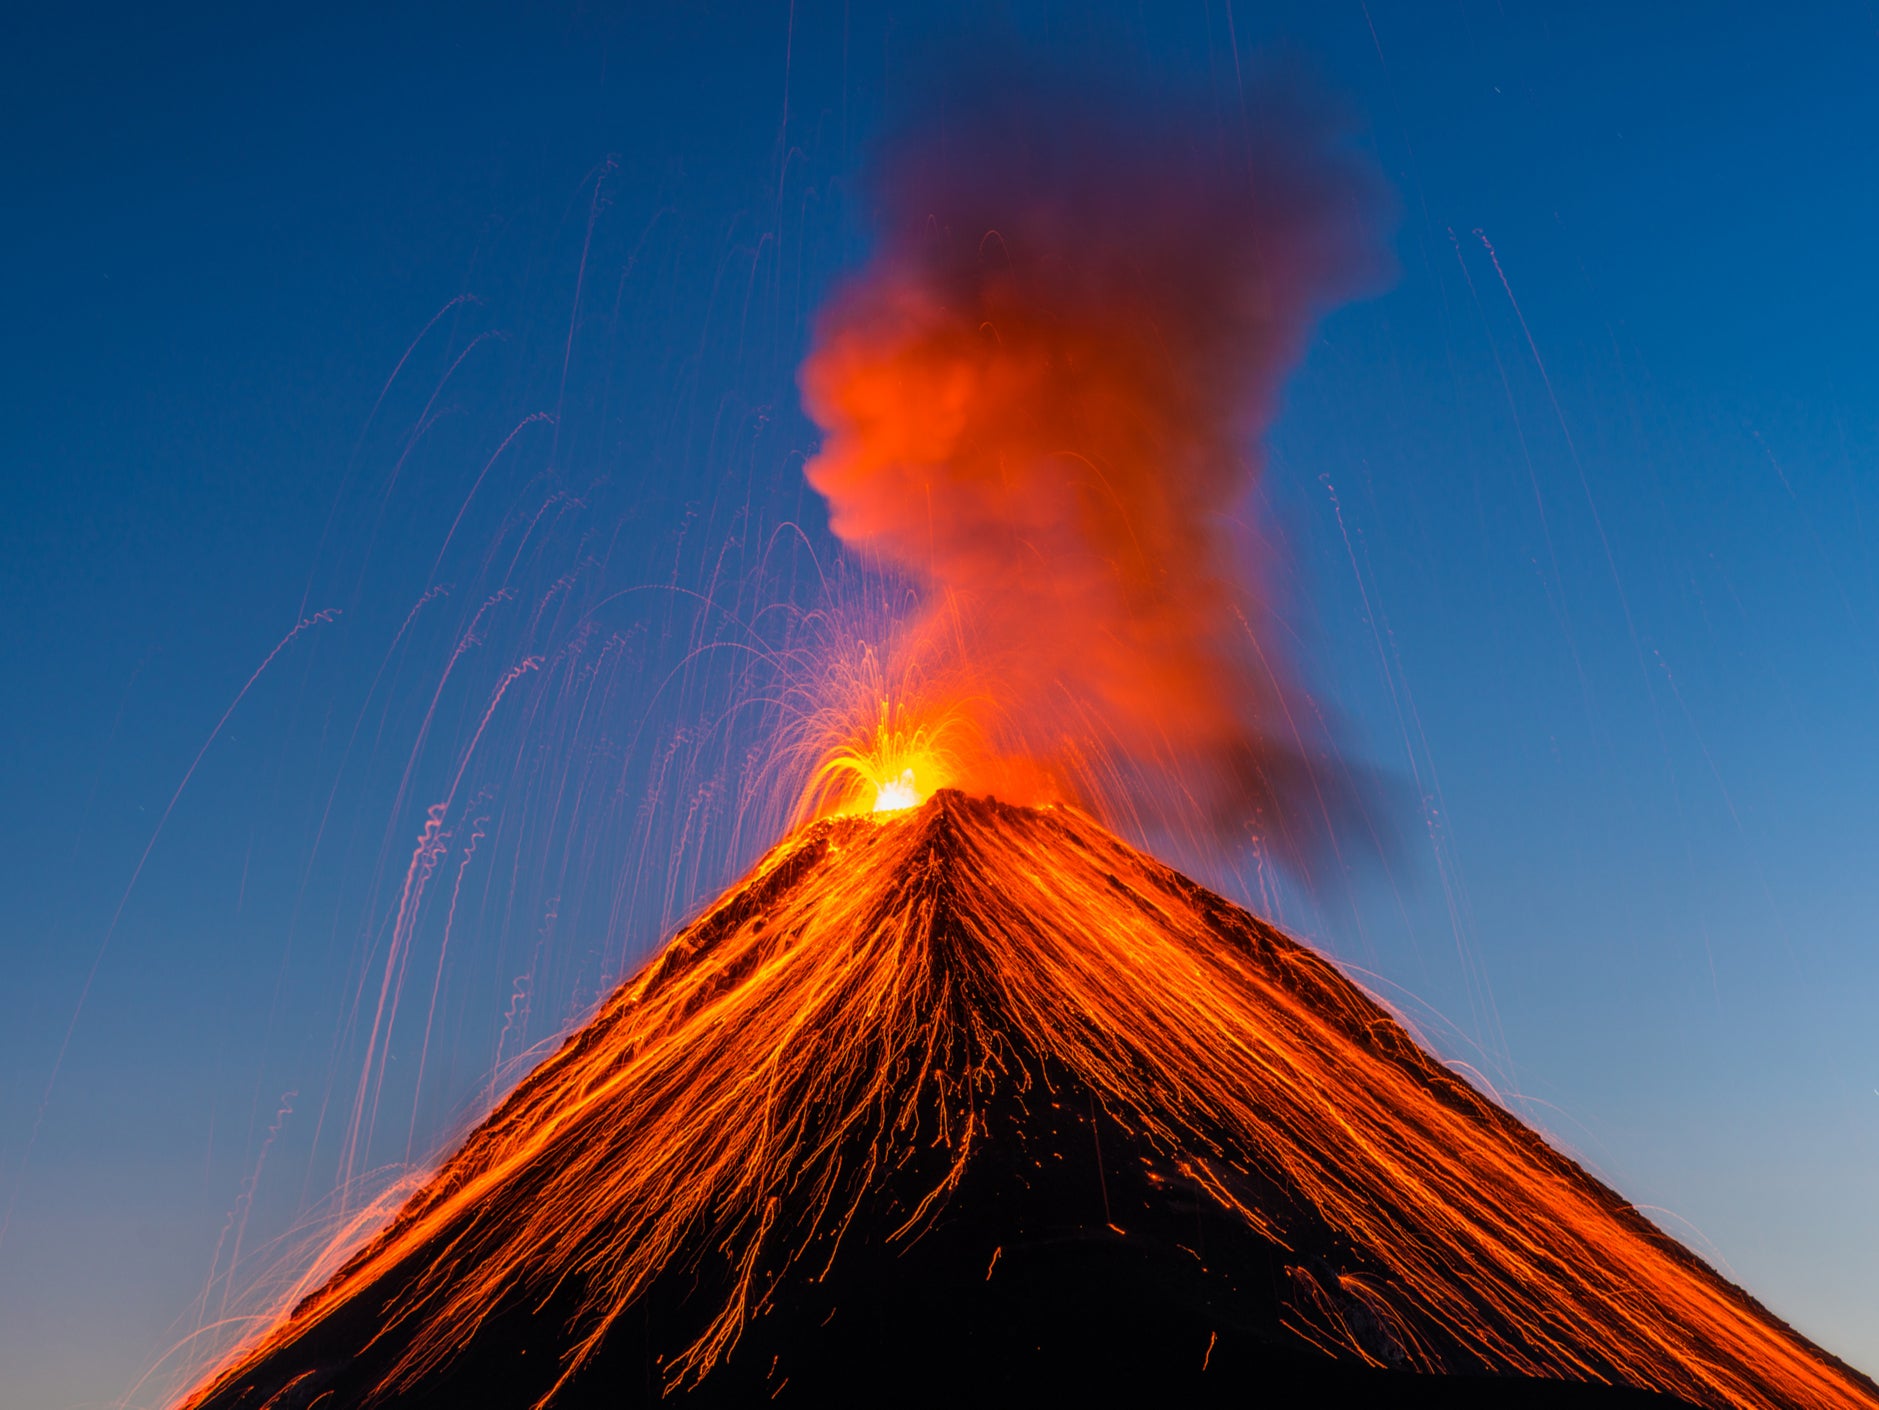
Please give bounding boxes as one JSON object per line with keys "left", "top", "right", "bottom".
{"left": 180, "top": 793, "right": 1879, "bottom": 1410}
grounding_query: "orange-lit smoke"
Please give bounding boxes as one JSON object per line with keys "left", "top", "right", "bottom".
{"left": 799, "top": 75, "right": 1391, "bottom": 868}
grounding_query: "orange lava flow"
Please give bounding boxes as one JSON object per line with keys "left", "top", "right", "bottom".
{"left": 180, "top": 794, "right": 1877, "bottom": 1410}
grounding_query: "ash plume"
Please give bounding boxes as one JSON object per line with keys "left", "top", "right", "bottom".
{"left": 799, "top": 66, "right": 1395, "bottom": 874}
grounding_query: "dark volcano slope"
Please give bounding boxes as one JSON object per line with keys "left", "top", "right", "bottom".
{"left": 181, "top": 794, "right": 1874, "bottom": 1410}
{"left": 185, "top": 1044, "right": 1683, "bottom": 1409}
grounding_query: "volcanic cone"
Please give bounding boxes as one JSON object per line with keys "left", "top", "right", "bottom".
{"left": 180, "top": 793, "right": 1879, "bottom": 1409}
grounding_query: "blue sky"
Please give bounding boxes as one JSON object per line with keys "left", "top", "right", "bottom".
{"left": 2, "top": 3, "right": 1875, "bottom": 1404}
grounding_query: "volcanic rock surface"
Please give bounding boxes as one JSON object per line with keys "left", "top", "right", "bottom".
{"left": 181, "top": 793, "right": 1876, "bottom": 1410}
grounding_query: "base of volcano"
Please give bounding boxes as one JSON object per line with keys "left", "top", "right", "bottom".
{"left": 199, "top": 1054, "right": 1690, "bottom": 1408}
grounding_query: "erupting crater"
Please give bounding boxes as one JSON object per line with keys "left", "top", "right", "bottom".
{"left": 180, "top": 793, "right": 1878, "bottom": 1410}
{"left": 871, "top": 766, "right": 922, "bottom": 813}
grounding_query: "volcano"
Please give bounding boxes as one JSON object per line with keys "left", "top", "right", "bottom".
{"left": 182, "top": 793, "right": 1876, "bottom": 1410}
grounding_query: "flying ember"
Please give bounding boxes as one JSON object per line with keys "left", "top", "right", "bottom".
{"left": 797, "top": 692, "right": 963, "bottom": 821}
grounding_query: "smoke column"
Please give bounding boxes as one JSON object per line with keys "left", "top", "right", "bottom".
{"left": 799, "top": 68, "right": 1393, "bottom": 873}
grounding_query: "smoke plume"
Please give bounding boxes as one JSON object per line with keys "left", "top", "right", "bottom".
{"left": 799, "top": 69, "right": 1393, "bottom": 873}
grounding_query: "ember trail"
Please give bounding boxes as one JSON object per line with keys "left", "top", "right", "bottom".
{"left": 182, "top": 793, "right": 1875, "bottom": 1409}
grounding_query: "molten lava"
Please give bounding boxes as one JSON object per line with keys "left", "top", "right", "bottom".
{"left": 180, "top": 794, "right": 1877, "bottom": 1410}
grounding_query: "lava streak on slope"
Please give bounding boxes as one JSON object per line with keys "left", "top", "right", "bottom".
{"left": 181, "top": 794, "right": 1877, "bottom": 1410}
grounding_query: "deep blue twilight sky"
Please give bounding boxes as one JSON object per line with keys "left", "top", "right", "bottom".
{"left": 3, "top": 3, "right": 1876, "bottom": 1404}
